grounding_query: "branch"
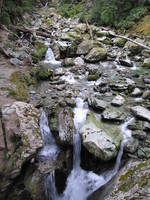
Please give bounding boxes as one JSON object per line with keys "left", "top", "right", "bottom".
{"left": 108, "top": 31, "right": 150, "bottom": 51}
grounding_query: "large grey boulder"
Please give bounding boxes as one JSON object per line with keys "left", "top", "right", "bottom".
{"left": 79, "top": 112, "right": 123, "bottom": 161}
{"left": 0, "top": 102, "right": 43, "bottom": 193}
{"left": 49, "top": 106, "right": 74, "bottom": 146}
{"left": 76, "top": 40, "right": 94, "bottom": 55}
{"left": 84, "top": 47, "right": 107, "bottom": 63}
{"left": 103, "top": 159, "right": 150, "bottom": 200}
{"left": 131, "top": 106, "right": 150, "bottom": 122}
{"left": 88, "top": 96, "right": 107, "bottom": 110}
{"left": 102, "top": 108, "right": 127, "bottom": 122}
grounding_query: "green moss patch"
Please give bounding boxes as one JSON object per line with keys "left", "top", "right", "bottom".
{"left": 8, "top": 71, "right": 31, "bottom": 102}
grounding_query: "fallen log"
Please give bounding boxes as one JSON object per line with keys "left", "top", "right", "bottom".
{"left": 11, "top": 25, "right": 51, "bottom": 38}
{"left": 108, "top": 31, "right": 150, "bottom": 51}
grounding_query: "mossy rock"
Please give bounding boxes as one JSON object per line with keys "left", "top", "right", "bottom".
{"left": 142, "top": 58, "right": 150, "bottom": 68}
{"left": 87, "top": 74, "right": 99, "bottom": 81}
{"left": 113, "top": 38, "right": 127, "bottom": 48}
{"left": 33, "top": 42, "right": 48, "bottom": 62}
{"left": 84, "top": 47, "right": 107, "bottom": 63}
{"left": 35, "top": 64, "right": 52, "bottom": 80}
{"left": 8, "top": 71, "right": 31, "bottom": 102}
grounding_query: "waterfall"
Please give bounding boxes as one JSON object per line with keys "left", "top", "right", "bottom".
{"left": 43, "top": 43, "right": 61, "bottom": 68}
{"left": 42, "top": 100, "right": 134, "bottom": 200}
{"left": 38, "top": 110, "right": 59, "bottom": 161}
{"left": 45, "top": 48, "right": 55, "bottom": 62}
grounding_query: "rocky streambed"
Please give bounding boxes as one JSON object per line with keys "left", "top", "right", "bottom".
{"left": 0, "top": 4, "right": 150, "bottom": 200}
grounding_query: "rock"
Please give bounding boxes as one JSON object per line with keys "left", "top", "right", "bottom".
{"left": 142, "top": 90, "right": 150, "bottom": 99}
{"left": 128, "top": 120, "right": 150, "bottom": 132}
{"left": 125, "top": 40, "right": 143, "bottom": 54}
{"left": 49, "top": 106, "right": 74, "bottom": 146}
{"left": 10, "top": 58, "right": 22, "bottom": 67}
{"left": 76, "top": 40, "right": 94, "bottom": 55}
{"left": 131, "top": 88, "right": 143, "bottom": 97}
{"left": 124, "top": 138, "right": 139, "bottom": 153}
{"left": 103, "top": 159, "right": 150, "bottom": 200}
{"left": 109, "top": 80, "right": 128, "bottom": 91}
{"left": 111, "top": 95, "right": 125, "bottom": 106}
{"left": 63, "top": 58, "right": 75, "bottom": 67}
{"left": 113, "top": 37, "right": 127, "bottom": 48}
{"left": 36, "top": 64, "right": 52, "bottom": 80}
{"left": 131, "top": 106, "right": 150, "bottom": 122}
{"left": 84, "top": 47, "right": 107, "bottom": 63}
{"left": 79, "top": 112, "right": 123, "bottom": 161}
{"left": 102, "top": 108, "right": 127, "bottom": 122}
{"left": 88, "top": 96, "right": 107, "bottom": 110}
{"left": 132, "top": 130, "right": 147, "bottom": 140}
{"left": 24, "top": 170, "right": 44, "bottom": 200}
{"left": 142, "top": 58, "right": 150, "bottom": 68}
{"left": 74, "top": 57, "right": 84, "bottom": 66}
{"left": 87, "top": 74, "right": 99, "bottom": 81}
{"left": 119, "top": 58, "right": 133, "bottom": 67}
{"left": 0, "top": 102, "right": 43, "bottom": 192}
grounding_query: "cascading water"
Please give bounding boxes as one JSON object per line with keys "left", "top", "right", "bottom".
{"left": 43, "top": 41, "right": 61, "bottom": 68}
{"left": 43, "top": 98, "right": 135, "bottom": 200}
{"left": 38, "top": 110, "right": 59, "bottom": 161}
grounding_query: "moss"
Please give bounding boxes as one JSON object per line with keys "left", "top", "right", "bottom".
{"left": 87, "top": 112, "right": 122, "bottom": 141}
{"left": 8, "top": 72, "right": 31, "bottom": 102}
{"left": 87, "top": 74, "right": 99, "bottom": 81}
{"left": 33, "top": 42, "right": 48, "bottom": 62}
{"left": 22, "top": 134, "right": 30, "bottom": 147}
{"left": 114, "top": 160, "right": 150, "bottom": 195}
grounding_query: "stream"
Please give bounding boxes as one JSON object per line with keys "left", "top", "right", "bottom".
{"left": 39, "top": 97, "right": 134, "bottom": 200}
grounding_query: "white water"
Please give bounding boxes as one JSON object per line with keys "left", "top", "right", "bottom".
{"left": 38, "top": 110, "right": 59, "bottom": 161}
{"left": 44, "top": 99, "right": 134, "bottom": 200}
{"left": 44, "top": 46, "right": 61, "bottom": 67}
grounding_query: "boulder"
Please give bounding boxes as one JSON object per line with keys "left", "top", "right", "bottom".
{"left": 124, "top": 138, "right": 139, "bottom": 153}
{"left": 103, "top": 159, "right": 150, "bottom": 200}
{"left": 79, "top": 112, "right": 123, "bottom": 161}
{"left": 49, "top": 106, "right": 74, "bottom": 146}
{"left": 76, "top": 40, "right": 94, "bottom": 55}
{"left": 131, "top": 106, "right": 150, "bottom": 122}
{"left": 0, "top": 102, "right": 43, "bottom": 192}
{"left": 74, "top": 57, "right": 84, "bottom": 66}
{"left": 102, "top": 108, "right": 127, "bottom": 123}
{"left": 111, "top": 95, "right": 125, "bottom": 107}
{"left": 113, "top": 37, "right": 127, "bottom": 48}
{"left": 119, "top": 58, "right": 133, "bottom": 67}
{"left": 84, "top": 47, "right": 107, "bottom": 63}
{"left": 88, "top": 96, "right": 107, "bottom": 110}
{"left": 142, "top": 58, "right": 150, "bottom": 68}
{"left": 131, "top": 88, "right": 143, "bottom": 97}
{"left": 132, "top": 130, "right": 147, "bottom": 140}
{"left": 125, "top": 40, "right": 143, "bottom": 54}
{"left": 142, "top": 90, "right": 150, "bottom": 99}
